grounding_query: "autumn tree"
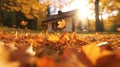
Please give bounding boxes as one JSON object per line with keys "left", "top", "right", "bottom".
{"left": 0, "top": 0, "right": 47, "bottom": 29}
{"left": 89, "top": 0, "right": 120, "bottom": 32}
{"left": 93, "top": 0, "right": 105, "bottom": 32}
{"left": 99, "top": 0, "right": 120, "bottom": 31}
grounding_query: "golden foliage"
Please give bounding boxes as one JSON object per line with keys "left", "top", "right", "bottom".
{"left": 1, "top": 0, "right": 47, "bottom": 19}
{"left": 21, "top": 5, "right": 30, "bottom": 14}
{"left": 47, "top": 35, "right": 59, "bottom": 43}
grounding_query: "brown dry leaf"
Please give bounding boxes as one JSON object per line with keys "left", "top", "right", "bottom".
{"left": 10, "top": 44, "right": 29, "bottom": 67}
{"left": 35, "top": 37, "right": 43, "bottom": 43}
{"left": 59, "top": 32, "right": 69, "bottom": 44}
{"left": 81, "top": 44, "right": 111, "bottom": 65}
{"left": 70, "top": 31, "right": 77, "bottom": 39}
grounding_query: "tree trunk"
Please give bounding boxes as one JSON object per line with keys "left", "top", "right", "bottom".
{"left": 0, "top": 0, "right": 2, "bottom": 23}
{"left": 95, "top": 0, "right": 103, "bottom": 32}
{"left": 100, "top": 7, "right": 104, "bottom": 31}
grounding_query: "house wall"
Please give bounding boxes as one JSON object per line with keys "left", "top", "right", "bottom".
{"left": 47, "top": 16, "right": 83, "bottom": 32}
{"left": 63, "top": 16, "right": 87, "bottom": 32}
{"left": 63, "top": 17, "right": 73, "bottom": 32}
{"left": 47, "top": 17, "right": 74, "bottom": 32}
{"left": 48, "top": 22, "right": 53, "bottom": 32}
{"left": 74, "top": 17, "right": 82, "bottom": 32}
{"left": 47, "top": 16, "right": 88, "bottom": 32}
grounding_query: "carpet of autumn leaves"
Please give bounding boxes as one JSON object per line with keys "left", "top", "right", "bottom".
{"left": 0, "top": 30, "right": 120, "bottom": 67}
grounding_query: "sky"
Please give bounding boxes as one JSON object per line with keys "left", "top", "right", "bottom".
{"left": 39, "top": 0, "right": 119, "bottom": 20}
{"left": 49, "top": 0, "right": 91, "bottom": 16}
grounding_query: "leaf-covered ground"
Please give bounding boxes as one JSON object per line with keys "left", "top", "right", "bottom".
{"left": 0, "top": 28, "right": 120, "bottom": 67}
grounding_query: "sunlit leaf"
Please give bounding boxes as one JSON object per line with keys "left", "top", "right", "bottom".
{"left": 81, "top": 44, "right": 111, "bottom": 65}
{"left": 57, "top": 19, "right": 66, "bottom": 29}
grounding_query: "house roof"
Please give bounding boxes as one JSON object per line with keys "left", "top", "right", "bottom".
{"left": 42, "top": 9, "right": 78, "bottom": 23}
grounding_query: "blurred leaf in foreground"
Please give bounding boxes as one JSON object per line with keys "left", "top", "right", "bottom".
{"left": 0, "top": 45, "right": 20, "bottom": 67}
{"left": 81, "top": 44, "right": 111, "bottom": 65}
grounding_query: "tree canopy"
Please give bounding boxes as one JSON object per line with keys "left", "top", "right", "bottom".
{"left": 0, "top": 0, "right": 47, "bottom": 19}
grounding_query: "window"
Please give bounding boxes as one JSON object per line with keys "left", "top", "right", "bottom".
{"left": 52, "top": 22, "right": 58, "bottom": 30}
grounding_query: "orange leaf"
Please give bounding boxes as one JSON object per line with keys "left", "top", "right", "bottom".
{"left": 36, "top": 56, "right": 55, "bottom": 67}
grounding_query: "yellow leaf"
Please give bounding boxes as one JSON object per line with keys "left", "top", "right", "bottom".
{"left": 57, "top": 19, "right": 66, "bottom": 29}
{"left": 81, "top": 44, "right": 111, "bottom": 65}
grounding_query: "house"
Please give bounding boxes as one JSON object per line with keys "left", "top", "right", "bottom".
{"left": 42, "top": 9, "right": 89, "bottom": 32}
